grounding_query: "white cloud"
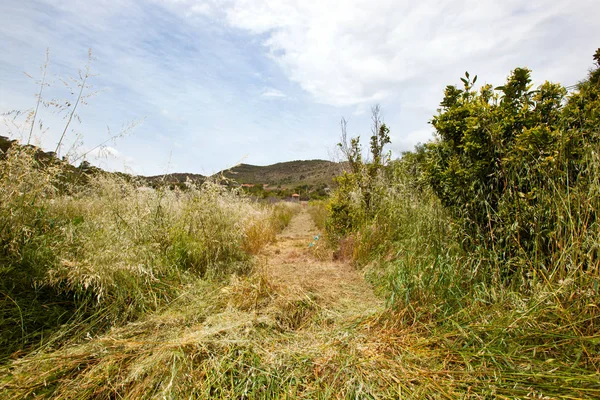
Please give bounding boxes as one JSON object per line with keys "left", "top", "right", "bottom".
{"left": 87, "top": 145, "right": 121, "bottom": 159}
{"left": 261, "top": 87, "right": 286, "bottom": 98}
{"left": 189, "top": 3, "right": 212, "bottom": 16}
{"left": 169, "top": 0, "right": 599, "bottom": 107}
{"left": 85, "top": 145, "right": 140, "bottom": 173}
{"left": 392, "top": 128, "right": 435, "bottom": 153}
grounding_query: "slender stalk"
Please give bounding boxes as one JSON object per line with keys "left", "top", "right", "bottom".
{"left": 55, "top": 51, "right": 91, "bottom": 157}
{"left": 27, "top": 49, "right": 49, "bottom": 145}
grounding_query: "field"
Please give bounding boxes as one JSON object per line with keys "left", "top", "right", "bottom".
{"left": 1, "top": 49, "right": 600, "bottom": 399}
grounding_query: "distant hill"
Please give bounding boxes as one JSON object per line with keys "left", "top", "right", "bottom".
{"left": 1, "top": 136, "right": 59, "bottom": 163}
{"left": 217, "top": 159, "right": 344, "bottom": 189}
{"left": 145, "top": 159, "right": 345, "bottom": 190}
{"left": 0, "top": 135, "right": 133, "bottom": 186}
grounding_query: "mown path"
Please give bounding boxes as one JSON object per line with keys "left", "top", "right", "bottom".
{"left": 261, "top": 208, "right": 382, "bottom": 321}
{"left": 232, "top": 207, "right": 388, "bottom": 390}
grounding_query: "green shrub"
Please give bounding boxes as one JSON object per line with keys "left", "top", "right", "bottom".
{"left": 424, "top": 60, "right": 600, "bottom": 280}
{"left": 326, "top": 106, "right": 391, "bottom": 243}
{"left": 324, "top": 51, "right": 600, "bottom": 385}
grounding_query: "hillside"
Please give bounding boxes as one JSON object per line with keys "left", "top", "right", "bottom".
{"left": 1, "top": 136, "right": 60, "bottom": 164}
{"left": 2, "top": 137, "right": 342, "bottom": 194}
{"left": 218, "top": 159, "right": 343, "bottom": 189}
{"left": 143, "top": 159, "right": 345, "bottom": 195}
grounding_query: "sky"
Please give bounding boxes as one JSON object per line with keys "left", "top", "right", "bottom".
{"left": 0, "top": 0, "right": 598, "bottom": 176}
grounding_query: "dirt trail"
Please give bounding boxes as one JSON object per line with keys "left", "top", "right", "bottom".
{"left": 260, "top": 207, "right": 382, "bottom": 321}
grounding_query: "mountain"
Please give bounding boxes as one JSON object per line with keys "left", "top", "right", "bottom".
{"left": 145, "top": 160, "right": 345, "bottom": 190}
{"left": 217, "top": 159, "right": 344, "bottom": 189}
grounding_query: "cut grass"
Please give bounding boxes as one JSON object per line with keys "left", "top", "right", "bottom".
{"left": 4, "top": 292, "right": 597, "bottom": 399}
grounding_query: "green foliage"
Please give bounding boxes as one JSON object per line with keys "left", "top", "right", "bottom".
{"left": 423, "top": 60, "right": 600, "bottom": 279}
{"left": 325, "top": 169, "right": 364, "bottom": 241}
{"left": 327, "top": 105, "right": 391, "bottom": 241}
{"left": 321, "top": 50, "right": 600, "bottom": 395}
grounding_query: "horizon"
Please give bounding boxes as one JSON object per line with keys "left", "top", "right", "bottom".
{"left": 1, "top": 0, "right": 598, "bottom": 176}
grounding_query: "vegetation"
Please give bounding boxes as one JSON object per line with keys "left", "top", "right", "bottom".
{"left": 2, "top": 49, "right": 600, "bottom": 399}
{"left": 143, "top": 172, "right": 206, "bottom": 190}
{"left": 307, "top": 200, "right": 328, "bottom": 231}
{"left": 145, "top": 160, "right": 339, "bottom": 200}
{"left": 324, "top": 49, "right": 600, "bottom": 397}
{"left": 0, "top": 142, "right": 301, "bottom": 361}
{"left": 0, "top": 53, "right": 301, "bottom": 366}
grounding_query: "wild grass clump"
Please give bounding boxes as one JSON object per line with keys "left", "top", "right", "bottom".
{"left": 241, "top": 202, "right": 300, "bottom": 255}
{"left": 269, "top": 202, "right": 301, "bottom": 232}
{"left": 307, "top": 200, "right": 328, "bottom": 231}
{"left": 0, "top": 144, "right": 281, "bottom": 360}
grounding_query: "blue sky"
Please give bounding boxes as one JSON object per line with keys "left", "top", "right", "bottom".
{"left": 1, "top": 0, "right": 598, "bottom": 175}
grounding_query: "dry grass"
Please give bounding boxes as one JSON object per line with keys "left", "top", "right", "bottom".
{"left": 307, "top": 200, "right": 328, "bottom": 231}
{"left": 0, "top": 208, "right": 387, "bottom": 399}
{"left": 0, "top": 145, "right": 291, "bottom": 361}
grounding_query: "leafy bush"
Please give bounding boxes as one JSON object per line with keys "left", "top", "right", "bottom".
{"left": 326, "top": 106, "right": 390, "bottom": 242}
{"left": 424, "top": 55, "right": 600, "bottom": 281}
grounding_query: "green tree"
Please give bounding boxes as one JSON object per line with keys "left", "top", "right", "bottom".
{"left": 328, "top": 105, "right": 391, "bottom": 239}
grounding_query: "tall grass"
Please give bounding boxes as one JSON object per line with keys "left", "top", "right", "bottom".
{"left": 307, "top": 200, "right": 328, "bottom": 231}
{"left": 0, "top": 50, "right": 300, "bottom": 362}
{"left": 242, "top": 202, "right": 300, "bottom": 254}
{"left": 0, "top": 145, "right": 283, "bottom": 360}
